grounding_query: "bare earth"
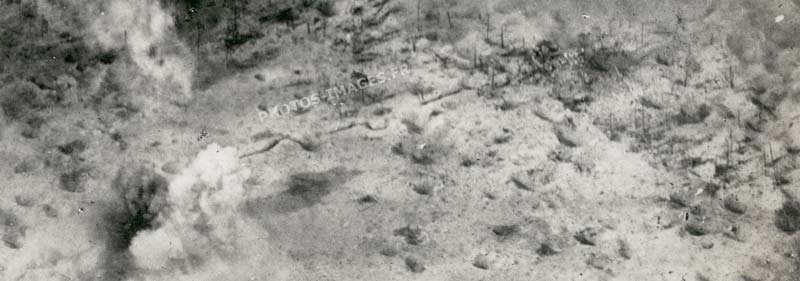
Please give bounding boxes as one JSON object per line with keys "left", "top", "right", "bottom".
{"left": 1, "top": 0, "right": 800, "bottom": 280}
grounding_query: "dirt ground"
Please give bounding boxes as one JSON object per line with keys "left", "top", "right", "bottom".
{"left": 1, "top": 0, "right": 800, "bottom": 280}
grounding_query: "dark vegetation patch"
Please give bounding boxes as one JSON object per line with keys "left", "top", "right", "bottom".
{"left": 491, "top": 224, "right": 520, "bottom": 240}
{"left": 723, "top": 195, "right": 747, "bottom": 214}
{"left": 583, "top": 46, "right": 638, "bottom": 74}
{"left": 59, "top": 167, "right": 92, "bottom": 193}
{"left": 314, "top": 0, "right": 337, "bottom": 17}
{"left": 674, "top": 103, "right": 712, "bottom": 125}
{"left": 574, "top": 227, "right": 600, "bottom": 246}
{"left": 3, "top": 227, "right": 25, "bottom": 249}
{"left": 510, "top": 163, "right": 556, "bottom": 191}
{"left": 357, "top": 194, "right": 378, "bottom": 204}
{"left": 0, "top": 209, "right": 19, "bottom": 229}
{"left": 169, "top": 0, "right": 340, "bottom": 88}
{"left": 618, "top": 239, "right": 632, "bottom": 259}
{"left": 503, "top": 32, "right": 639, "bottom": 86}
{"left": 0, "top": 208, "right": 25, "bottom": 249}
{"left": 685, "top": 220, "right": 712, "bottom": 236}
{"left": 536, "top": 242, "right": 562, "bottom": 256}
{"left": 412, "top": 181, "right": 434, "bottom": 195}
{"left": 91, "top": 67, "right": 142, "bottom": 120}
{"left": 472, "top": 255, "right": 491, "bottom": 270}
{"left": 379, "top": 246, "right": 398, "bottom": 257}
{"left": 404, "top": 256, "right": 426, "bottom": 273}
{"left": 668, "top": 191, "right": 693, "bottom": 208}
{"left": 42, "top": 204, "right": 58, "bottom": 218}
{"left": 401, "top": 118, "right": 424, "bottom": 134}
{"left": 494, "top": 0, "right": 537, "bottom": 16}
{"left": 776, "top": 201, "right": 800, "bottom": 233}
{"left": 593, "top": 115, "right": 627, "bottom": 142}
{"left": 392, "top": 138, "right": 450, "bottom": 166}
{"left": 394, "top": 225, "right": 425, "bottom": 245}
{"left": 555, "top": 94, "right": 594, "bottom": 112}
{"left": 486, "top": 33, "right": 641, "bottom": 114}
{"left": 95, "top": 50, "right": 119, "bottom": 65}
{"left": 223, "top": 31, "right": 263, "bottom": 49}
{"left": 460, "top": 156, "right": 476, "bottom": 167}
{"left": 265, "top": 7, "right": 301, "bottom": 24}
{"left": 13, "top": 159, "right": 37, "bottom": 174}
{"left": 0, "top": 81, "right": 52, "bottom": 121}
{"left": 0, "top": 1, "right": 137, "bottom": 144}
{"left": 57, "top": 139, "right": 88, "bottom": 155}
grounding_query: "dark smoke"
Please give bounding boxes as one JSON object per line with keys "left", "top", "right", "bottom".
{"left": 96, "top": 164, "right": 169, "bottom": 280}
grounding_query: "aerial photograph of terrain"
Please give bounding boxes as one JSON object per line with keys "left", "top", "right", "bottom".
{"left": 1, "top": 0, "right": 800, "bottom": 280}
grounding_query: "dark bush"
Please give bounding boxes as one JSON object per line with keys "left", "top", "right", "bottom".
{"left": 0, "top": 81, "right": 47, "bottom": 121}
{"left": 57, "top": 139, "right": 87, "bottom": 155}
{"left": 674, "top": 103, "right": 711, "bottom": 125}
{"left": 3, "top": 228, "right": 24, "bottom": 249}
{"left": 224, "top": 32, "right": 262, "bottom": 49}
{"left": 585, "top": 46, "right": 637, "bottom": 73}
{"left": 95, "top": 50, "right": 118, "bottom": 64}
{"left": 20, "top": 1, "right": 37, "bottom": 19}
{"left": 60, "top": 167, "right": 91, "bottom": 193}
{"left": 394, "top": 225, "right": 425, "bottom": 245}
{"left": 14, "top": 159, "right": 36, "bottom": 174}
{"left": 776, "top": 201, "right": 800, "bottom": 233}
{"left": 405, "top": 256, "right": 426, "bottom": 273}
{"left": 492, "top": 224, "right": 520, "bottom": 239}
{"left": 265, "top": 7, "right": 299, "bottom": 24}
{"left": 315, "top": 0, "right": 336, "bottom": 17}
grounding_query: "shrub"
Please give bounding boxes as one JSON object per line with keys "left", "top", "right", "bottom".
{"left": 584, "top": 46, "right": 637, "bottom": 74}
{"left": 776, "top": 201, "right": 800, "bottom": 233}
{"left": 673, "top": 103, "right": 711, "bottom": 125}
{"left": 315, "top": 0, "right": 336, "bottom": 17}
{"left": 0, "top": 81, "right": 47, "bottom": 121}
{"left": 60, "top": 167, "right": 91, "bottom": 193}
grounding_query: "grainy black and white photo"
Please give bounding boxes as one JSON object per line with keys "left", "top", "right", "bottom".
{"left": 1, "top": 0, "right": 800, "bottom": 280}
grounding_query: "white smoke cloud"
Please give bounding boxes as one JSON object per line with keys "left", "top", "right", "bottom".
{"left": 124, "top": 143, "right": 296, "bottom": 281}
{"left": 129, "top": 228, "right": 185, "bottom": 270}
{"left": 91, "top": 0, "right": 195, "bottom": 102}
{"left": 128, "top": 144, "right": 250, "bottom": 277}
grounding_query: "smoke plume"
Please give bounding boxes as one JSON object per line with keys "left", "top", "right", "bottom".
{"left": 114, "top": 143, "right": 295, "bottom": 281}
{"left": 90, "top": 0, "right": 196, "bottom": 102}
{"left": 124, "top": 143, "right": 268, "bottom": 280}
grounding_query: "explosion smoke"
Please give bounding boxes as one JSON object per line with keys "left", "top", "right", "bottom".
{"left": 129, "top": 144, "right": 247, "bottom": 266}
{"left": 123, "top": 143, "right": 288, "bottom": 281}
{"left": 91, "top": 0, "right": 196, "bottom": 102}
